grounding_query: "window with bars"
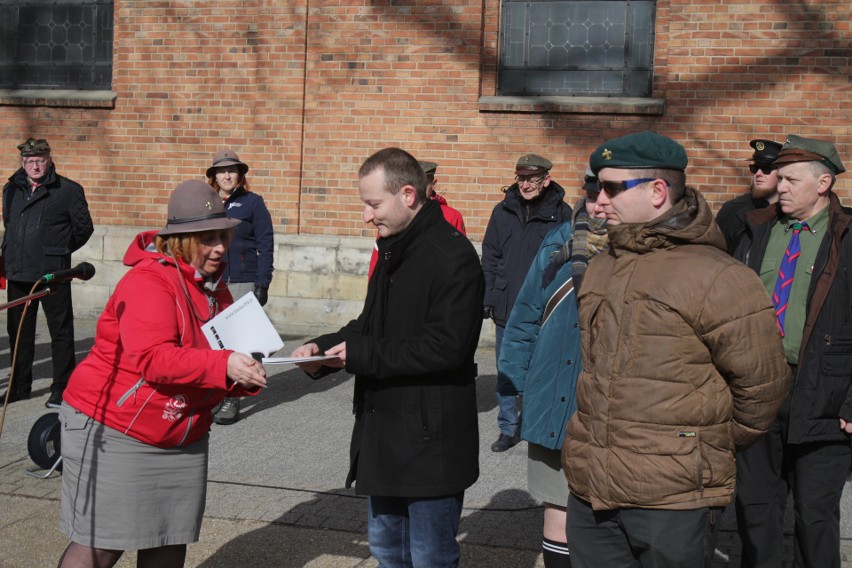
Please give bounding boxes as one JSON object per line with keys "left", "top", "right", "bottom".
{"left": 0, "top": 0, "right": 113, "bottom": 90}
{"left": 499, "top": 0, "right": 655, "bottom": 97}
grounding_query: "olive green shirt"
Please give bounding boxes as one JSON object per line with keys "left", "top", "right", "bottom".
{"left": 760, "top": 205, "right": 829, "bottom": 363}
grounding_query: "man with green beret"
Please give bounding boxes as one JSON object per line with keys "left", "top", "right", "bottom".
{"left": 482, "top": 152, "right": 570, "bottom": 453}
{"left": 716, "top": 138, "right": 783, "bottom": 255}
{"left": 561, "top": 131, "right": 789, "bottom": 567}
{"left": 733, "top": 135, "right": 850, "bottom": 568}
{"left": 2, "top": 138, "right": 94, "bottom": 408}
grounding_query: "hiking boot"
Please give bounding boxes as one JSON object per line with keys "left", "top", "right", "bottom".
{"left": 490, "top": 433, "right": 521, "bottom": 452}
{"left": 212, "top": 397, "right": 240, "bottom": 425}
{"left": 45, "top": 390, "right": 64, "bottom": 409}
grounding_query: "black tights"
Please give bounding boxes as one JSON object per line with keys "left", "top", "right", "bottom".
{"left": 57, "top": 543, "right": 187, "bottom": 568}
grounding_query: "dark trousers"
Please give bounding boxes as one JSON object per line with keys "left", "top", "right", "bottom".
{"left": 566, "top": 494, "right": 722, "bottom": 568}
{"left": 735, "top": 411, "right": 851, "bottom": 568}
{"left": 6, "top": 280, "right": 77, "bottom": 394}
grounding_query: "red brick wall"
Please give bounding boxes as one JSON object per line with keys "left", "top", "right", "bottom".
{"left": 1, "top": 0, "right": 849, "bottom": 242}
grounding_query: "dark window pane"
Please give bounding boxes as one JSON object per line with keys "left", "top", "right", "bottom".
{"left": 498, "top": 0, "right": 656, "bottom": 97}
{"left": 0, "top": 1, "right": 113, "bottom": 90}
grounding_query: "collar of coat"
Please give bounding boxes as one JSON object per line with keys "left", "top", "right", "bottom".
{"left": 375, "top": 198, "right": 443, "bottom": 271}
{"left": 607, "top": 186, "right": 727, "bottom": 256}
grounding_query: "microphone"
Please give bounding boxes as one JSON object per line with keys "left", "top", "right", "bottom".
{"left": 39, "top": 262, "right": 96, "bottom": 284}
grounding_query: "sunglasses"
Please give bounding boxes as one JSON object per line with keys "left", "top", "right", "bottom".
{"left": 597, "top": 177, "right": 657, "bottom": 198}
{"left": 749, "top": 163, "right": 775, "bottom": 175}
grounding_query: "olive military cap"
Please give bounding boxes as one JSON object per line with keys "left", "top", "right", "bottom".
{"left": 515, "top": 154, "right": 552, "bottom": 175}
{"left": 18, "top": 138, "right": 51, "bottom": 156}
{"left": 773, "top": 135, "right": 845, "bottom": 175}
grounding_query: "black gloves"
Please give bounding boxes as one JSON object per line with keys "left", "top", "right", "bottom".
{"left": 483, "top": 306, "right": 494, "bottom": 320}
{"left": 253, "top": 285, "right": 268, "bottom": 307}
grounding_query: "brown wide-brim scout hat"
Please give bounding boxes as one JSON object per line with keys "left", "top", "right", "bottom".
{"left": 206, "top": 148, "right": 249, "bottom": 179}
{"left": 158, "top": 180, "right": 241, "bottom": 237}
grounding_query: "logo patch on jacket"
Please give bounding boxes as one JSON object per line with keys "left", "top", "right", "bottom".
{"left": 163, "top": 395, "right": 187, "bottom": 421}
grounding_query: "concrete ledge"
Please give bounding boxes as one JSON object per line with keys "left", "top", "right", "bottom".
{"left": 0, "top": 89, "right": 117, "bottom": 109}
{"left": 478, "top": 95, "right": 665, "bottom": 115}
{"left": 65, "top": 227, "right": 496, "bottom": 345}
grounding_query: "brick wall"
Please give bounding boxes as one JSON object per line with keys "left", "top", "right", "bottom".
{"left": 0, "top": 0, "right": 849, "bottom": 244}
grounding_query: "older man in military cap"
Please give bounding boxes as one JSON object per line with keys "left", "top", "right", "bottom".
{"left": 561, "top": 131, "right": 789, "bottom": 567}
{"left": 733, "top": 135, "right": 850, "bottom": 568}
{"left": 482, "top": 153, "right": 570, "bottom": 452}
{"left": 1, "top": 138, "right": 93, "bottom": 408}
{"left": 716, "top": 138, "right": 784, "bottom": 254}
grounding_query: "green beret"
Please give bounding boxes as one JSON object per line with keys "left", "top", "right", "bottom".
{"left": 17, "top": 137, "right": 51, "bottom": 156}
{"left": 515, "top": 153, "right": 552, "bottom": 174}
{"left": 589, "top": 131, "right": 688, "bottom": 174}
{"left": 774, "top": 135, "right": 845, "bottom": 175}
{"left": 419, "top": 160, "right": 438, "bottom": 176}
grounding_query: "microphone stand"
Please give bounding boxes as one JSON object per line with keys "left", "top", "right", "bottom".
{"left": 0, "top": 284, "right": 59, "bottom": 440}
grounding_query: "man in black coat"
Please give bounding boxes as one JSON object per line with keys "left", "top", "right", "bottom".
{"left": 733, "top": 135, "right": 850, "bottom": 568}
{"left": 2, "top": 138, "right": 93, "bottom": 407}
{"left": 292, "top": 147, "right": 484, "bottom": 568}
{"left": 716, "top": 138, "right": 782, "bottom": 255}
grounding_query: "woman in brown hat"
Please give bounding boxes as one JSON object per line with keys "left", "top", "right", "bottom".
{"left": 206, "top": 148, "right": 274, "bottom": 425}
{"left": 56, "top": 180, "right": 268, "bottom": 568}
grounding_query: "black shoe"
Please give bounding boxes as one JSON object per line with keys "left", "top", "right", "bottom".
{"left": 212, "top": 397, "right": 240, "bottom": 425}
{"left": 45, "top": 390, "right": 64, "bottom": 409}
{"left": 491, "top": 433, "right": 520, "bottom": 452}
{"left": 2, "top": 389, "right": 32, "bottom": 404}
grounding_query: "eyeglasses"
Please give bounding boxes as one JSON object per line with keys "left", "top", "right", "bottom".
{"left": 749, "top": 163, "right": 774, "bottom": 175}
{"left": 515, "top": 175, "right": 546, "bottom": 186}
{"left": 597, "top": 177, "right": 657, "bottom": 198}
{"left": 22, "top": 157, "right": 49, "bottom": 167}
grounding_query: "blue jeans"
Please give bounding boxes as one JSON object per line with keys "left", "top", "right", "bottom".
{"left": 494, "top": 324, "right": 520, "bottom": 436}
{"left": 367, "top": 493, "right": 464, "bottom": 568}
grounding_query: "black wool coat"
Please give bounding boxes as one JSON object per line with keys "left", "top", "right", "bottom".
{"left": 2, "top": 165, "right": 93, "bottom": 282}
{"left": 312, "top": 199, "right": 485, "bottom": 497}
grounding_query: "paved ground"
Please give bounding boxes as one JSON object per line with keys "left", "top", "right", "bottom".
{"left": 1, "top": 313, "right": 851, "bottom": 567}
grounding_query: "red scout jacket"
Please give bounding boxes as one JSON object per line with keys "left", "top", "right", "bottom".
{"left": 63, "top": 230, "right": 257, "bottom": 447}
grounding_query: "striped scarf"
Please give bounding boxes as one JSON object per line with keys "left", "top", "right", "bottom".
{"left": 542, "top": 197, "right": 609, "bottom": 292}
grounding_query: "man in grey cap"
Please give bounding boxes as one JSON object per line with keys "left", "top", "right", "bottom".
{"left": 1, "top": 138, "right": 93, "bottom": 408}
{"left": 483, "top": 153, "right": 570, "bottom": 452}
{"left": 716, "top": 138, "right": 783, "bottom": 254}
{"left": 733, "top": 135, "right": 850, "bottom": 568}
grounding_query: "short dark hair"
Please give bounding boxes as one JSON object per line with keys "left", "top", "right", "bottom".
{"left": 629, "top": 168, "right": 686, "bottom": 203}
{"left": 359, "top": 147, "right": 427, "bottom": 204}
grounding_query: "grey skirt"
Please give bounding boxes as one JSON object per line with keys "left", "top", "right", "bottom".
{"left": 527, "top": 442, "right": 570, "bottom": 507}
{"left": 59, "top": 402, "right": 209, "bottom": 550}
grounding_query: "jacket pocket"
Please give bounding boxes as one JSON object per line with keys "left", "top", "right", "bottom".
{"left": 816, "top": 346, "right": 852, "bottom": 418}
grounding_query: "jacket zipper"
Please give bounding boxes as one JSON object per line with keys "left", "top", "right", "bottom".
{"left": 116, "top": 377, "right": 147, "bottom": 406}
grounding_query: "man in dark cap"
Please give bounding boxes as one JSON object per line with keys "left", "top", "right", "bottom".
{"left": 1, "top": 138, "right": 93, "bottom": 408}
{"left": 561, "top": 131, "right": 789, "bottom": 567}
{"left": 733, "top": 135, "right": 850, "bottom": 568}
{"left": 483, "top": 153, "right": 570, "bottom": 452}
{"left": 716, "top": 138, "right": 783, "bottom": 254}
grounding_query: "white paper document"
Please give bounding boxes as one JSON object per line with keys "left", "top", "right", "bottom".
{"left": 262, "top": 355, "right": 342, "bottom": 366}
{"left": 201, "top": 292, "right": 284, "bottom": 357}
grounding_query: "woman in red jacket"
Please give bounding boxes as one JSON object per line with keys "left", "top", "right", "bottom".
{"left": 57, "top": 180, "right": 268, "bottom": 568}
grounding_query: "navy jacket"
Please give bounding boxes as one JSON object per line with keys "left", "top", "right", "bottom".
{"left": 2, "top": 165, "right": 93, "bottom": 282}
{"left": 482, "top": 182, "right": 570, "bottom": 327}
{"left": 222, "top": 187, "right": 274, "bottom": 287}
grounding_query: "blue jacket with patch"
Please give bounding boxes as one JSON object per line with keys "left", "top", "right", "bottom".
{"left": 222, "top": 187, "right": 274, "bottom": 287}
{"left": 498, "top": 222, "right": 582, "bottom": 450}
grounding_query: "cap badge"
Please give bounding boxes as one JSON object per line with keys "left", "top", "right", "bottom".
{"left": 205, "top": 201, "right": 212, "bottom": 210}
{"left": 756, "top": 142, "right": 765, "bottom": 151}
{"left": 602, "top": 149, "right": 612, "bottom": 160}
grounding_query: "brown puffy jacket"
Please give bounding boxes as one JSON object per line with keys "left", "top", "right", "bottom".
{"left": 562, "top": 188, "right": 790, "bottom": 511}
